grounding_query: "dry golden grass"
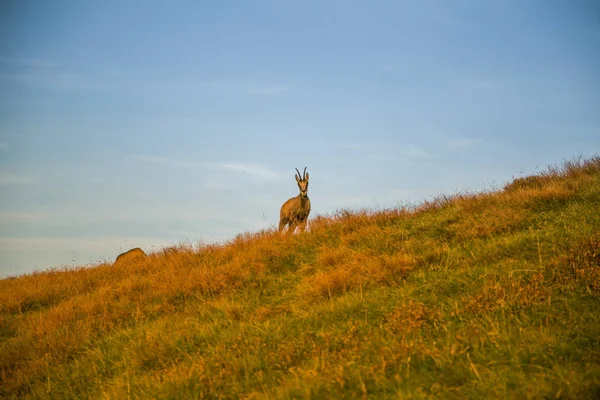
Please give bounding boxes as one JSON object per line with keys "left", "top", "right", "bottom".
{"left": 1, "top": 156, "right": 600, "bottom": 399}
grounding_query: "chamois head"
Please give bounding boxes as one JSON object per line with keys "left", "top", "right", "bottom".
{"left": 295, "top": 167, "right": 309, "bottom": 197}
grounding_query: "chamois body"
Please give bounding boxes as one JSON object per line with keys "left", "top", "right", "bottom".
{"left": 114, "top": 247, "right": 146, "bottom": 265}
{"left": 279, "top": 167, "right": 311, "bottom": 233}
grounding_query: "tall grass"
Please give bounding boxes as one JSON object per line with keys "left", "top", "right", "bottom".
{"left": 1, "top": 157, "right": 599, "bottom": 399}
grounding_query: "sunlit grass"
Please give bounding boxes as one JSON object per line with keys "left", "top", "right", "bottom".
{"left": 1, "top": 156, "right": 599, "bottom": 399}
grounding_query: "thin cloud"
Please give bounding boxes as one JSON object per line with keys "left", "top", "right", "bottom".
{"left": 369, "top": 154, "right": 402, "bottom": 163}
{"left": 469, "top": 80, "right": 497, "bottom": 90}
{"left": 409, "top": 3, "right": 475, "bottom": 33}
{"left": 216, "top": 163, "right": 281, "bottom": 180}
{"left": 369, "top": 144, "right": 432, "bottom": 163}
{"left": 0, "top": 141, "right": 8, "bottom": 150}
{"left": 0, "top": 72, "right": 108, "bottom": 93}
{"left": 133, "top": 154, "right": 204, "bottom": 170}
{"left": 381, "top": 65, "right": 396, "bottom": 72}
{"left": 338, "top": 143, "right": 362, "bottom": 149}
{"left": 447, "top": 138, "right": 482, "bottom": 150}
{"left": 0, "top": 236, "right": 165, "bottom": 253}
{"left": 205, "top": 178, "right": 237, "bottom": 191}
{"left": 458, "top": 76, "right": 512, "bottom": 93}
{"left": 200, "top": 81, "right": 289, "bottom": 96}
{"left": 19, "top": 204, "right": 264, "bottom": 227}
{"left": 399, "top": 144, "right": 432, "bottom": 158}
{"left": 0, "top": 211, "right": 44, "bottom": 222}
{"left": 0, "top": 171, "right": 36, "bottom": 185}
{"left": 0, "top": 56, "right": 60, "bottom": 68}
{"left": 244, "top": 85, "right": 288, "bottom": 95}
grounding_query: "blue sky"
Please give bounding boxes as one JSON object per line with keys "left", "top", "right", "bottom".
{"left": 1, "top": 0, "right": 599, "bottom": 276}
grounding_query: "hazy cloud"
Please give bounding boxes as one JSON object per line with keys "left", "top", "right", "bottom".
{"left": 204, "top": 178, "right": 237, "bottom": 191}
{"left": 0, "top": 236, "right": 165, "bottom": 253}
{"left": 23, "top": 203, "right": 266, "bottom": 227}
{"left": 244, "top": 85, "right": 288, "bottom": 95}
{"left": 338, "top": 143, "right": 362, "bottom": 149}
{"left": 0, "top": 71, "right": 109, "bottom": 93}
{"left": 199, "top": 81, "right": 289, "bottom": 96}
{"left": 446, "top": 138, "right": 482, "bottom": 150}
{"left": 0, "top": 171, "right": 36, "bottom": 185}
{"left": 369, "top": 154, "right": 402, "bottom": 163}
{"left": 399, "top": 144, "right": 432, "bottom": 158}
{"left": 0, "top": 56, "right": 60, "bottom": 68}
{"left": 0, "top": 142, "right": 8, "bottom": 150}
{"left": 409, "top": 3, "right": 476, "bottom": 33}
{"left": 369, "top": 144, "right": 433, "bottom": 163}
{"left": 469, "top": 80, "right": 497, "bottom": 90}
{"left": 0, "top": 211, "right": 44, "bottom": 222}
{"left": 216, "top": 163, "right": 281, "bottom": 180}
{"left": 133, "top": 154, "right": 204, "bottom": 170}
{"left": 134, "top": 155, "right": 281, "bottom": 181}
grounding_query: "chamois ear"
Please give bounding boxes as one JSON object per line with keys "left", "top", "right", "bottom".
{"left": 295, "top": 174, "right": 300, "bottom": 182}
{"left": 305, "top": 172, "right": 309, "bottom": 181}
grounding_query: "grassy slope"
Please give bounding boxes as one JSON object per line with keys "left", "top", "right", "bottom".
{"left": 1, "top": 158, "right": 599, "bottom": 399}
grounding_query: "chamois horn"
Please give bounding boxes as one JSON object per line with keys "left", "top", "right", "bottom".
{"left": 303, "top": 167, "right": 307, "bottom": 180}
{"left": 295, "top": 167, "right": 302, "bottom": 180}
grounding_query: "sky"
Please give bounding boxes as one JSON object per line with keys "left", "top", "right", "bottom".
{"left": 1, "top": 0, "right": 599, "bottom": 277}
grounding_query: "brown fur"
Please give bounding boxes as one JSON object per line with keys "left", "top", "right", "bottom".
{"left": 114, "top": 247, "right": 147, "bottom": 265}
{"left": 279, "top": 167, "right": 311, "bottom": 233}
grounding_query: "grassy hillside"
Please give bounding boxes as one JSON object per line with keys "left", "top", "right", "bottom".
{"left": 1, "top": 157, "right": 599, "bottom": 399}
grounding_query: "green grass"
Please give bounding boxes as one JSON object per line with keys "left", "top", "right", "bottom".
{"left": 1, "top": 156, "right": 599, "bottom": 399}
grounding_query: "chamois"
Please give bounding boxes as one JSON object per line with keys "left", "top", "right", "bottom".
{"left": 279, "top": 167, "right": 311, "bottom": 233}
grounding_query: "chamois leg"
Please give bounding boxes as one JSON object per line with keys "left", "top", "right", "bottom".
{"left": 279, "top": 219, "right": 288, "bottom": 233}
{"left": 296, "top": 217, "right": 305, "bottom": 233}
{"left": 288, "top": 220, "right": 298, "bottom": 235}
{"left": 299, "top": 218, "right": 308, "bottom": 233}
